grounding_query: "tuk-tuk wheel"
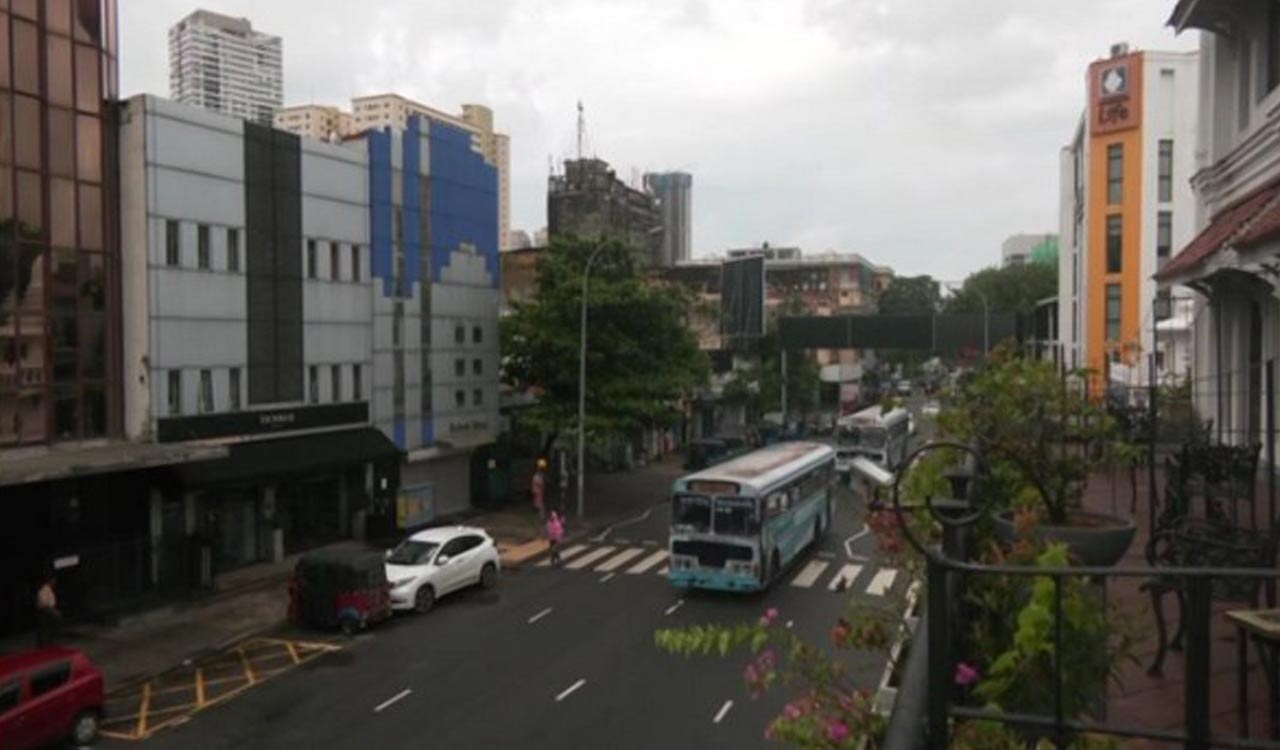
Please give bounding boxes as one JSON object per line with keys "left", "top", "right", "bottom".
{"left": 340, "top": 613, "right": 361, "bottom": 636}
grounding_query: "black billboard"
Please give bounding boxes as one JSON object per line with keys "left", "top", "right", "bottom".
{"left": 720, "top": 256, "right": 765, "bottom": 349}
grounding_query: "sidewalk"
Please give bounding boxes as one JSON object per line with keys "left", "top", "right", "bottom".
{"left": 0, "top": 458, "right": 683, "bottom": 690}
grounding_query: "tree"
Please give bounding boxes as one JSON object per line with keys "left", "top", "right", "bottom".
{"left": 500, "top": 236, "right": 710, "bottom": 442}
{"left": 944, "top": 262, "right": 1057, "bottom": 316}
{"left": 876, "top": 275, "right": 940, "bottom": 314}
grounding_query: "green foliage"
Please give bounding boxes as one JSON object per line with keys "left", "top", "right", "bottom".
{"left": 720, "top": 326, "right": 822, "bottom": 418}
{"left": 877, "top": 274, "right": 940, "bottom": 315}
{"left": 944, "top": 262, "right": 1057, "bottom": 316}
{"left": 500, "top": 236, "right": 710, "bottom": 440}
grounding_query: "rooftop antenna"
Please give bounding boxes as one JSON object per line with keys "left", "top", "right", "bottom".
{"left": 576, "top": 100, "right": 585, "bottom": 161}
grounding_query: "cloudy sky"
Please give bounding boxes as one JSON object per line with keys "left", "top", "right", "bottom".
{"left": 120, "top": 0, "right": 1195, "bottom": 280}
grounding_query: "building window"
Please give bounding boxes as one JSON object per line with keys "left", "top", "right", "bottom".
{"left": 307, "top": 239, "right": 318, "bottom": 279}
{"left": 331, "top": 242, "right": 341, "bottom": 281}
{"left": 331, "top": 364, "right": 341, "bottom": 402}
{"left": 352, "top": 245, "right": 361, "bottom": 282}
{"left": 166, "top": 220, "right": 181, "bottom": 266}
{"left": 455, "top": 359, "right": 466, "bottom": 377}
{"left": 353, "top": 364, "right": 363, "bottom": 400}
{"left": 1105, "top": 284, "right": 1122, "bottom": 342}
{"left": 168, "top": 370, "right": 182, "bottom": 416}
{"left": 455, "top": 325, "right": 465, "bottom": 344}
{"left": 197, "top": 224, "right": 210, "bottom": 269}
{"left": 229, "top": 367, "right": 241, "bottom": 411}
{"left": 227, "top": 228, "right": 240, "bottom": 271}
{"left": 472, "top": 325, "right": 483, "bottom": 344}
{"left": 199, "top": 369, "right": 213, "bottom": 413}
{"left": 1157, "top": 140, "right": 1173, "bottom": 203}
{"left": 1106, "top": 214, "right": 1123, "bottom": 274}
{"left": 473, "top": 388, "right": 483, "bottom": 406}
{"left": 309, "top": 365, "right": 319, "bottom": 404}
{"left": 455, "top": 389, "right": 466, "bottom": 408}
{"left": 473, "top": 358, "right": 482, "bottom": 376}
{"left": 1157, "top": 211, "right": 1172, "bottom": 259}
{"left": 1106, "top": 144, "right": 1123, "bottom": 205}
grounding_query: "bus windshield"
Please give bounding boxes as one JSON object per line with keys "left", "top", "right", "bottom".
{"left": 713, "top": 497, "right": 758, "bottom": 536}
{"left": 673, "top": 494, "right": 712, "bottom": 532}
{"left": 840, "top": 425, "right": 886, "bottom": 449}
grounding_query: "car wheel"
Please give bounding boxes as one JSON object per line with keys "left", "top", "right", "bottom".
{"left": 414, "top": 585, "right": 436, "bottom": 613}
{"left": 70, "top": 709, "right": 100, "bottom": 746}
{"left": 339, "top": 613, "right": 361, "bottom": 637}
{"left": 479, "top": 563, "right": 498, "bottom": 590}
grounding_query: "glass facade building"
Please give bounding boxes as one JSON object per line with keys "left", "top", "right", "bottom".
{"left": 0, "top": 0, "right": 119, "bottom": 445}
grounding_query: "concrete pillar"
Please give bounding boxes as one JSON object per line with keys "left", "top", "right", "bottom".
{"left": 182, "top": 491, "right": 198, "bottom": 535}
{"left": 148, "top": 488, "right": 163, "bottom": 586}
{"left": 263, "top": 485, "right": 283, "bottom": 562}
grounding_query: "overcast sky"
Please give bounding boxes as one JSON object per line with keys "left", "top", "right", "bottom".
{"left": 120, "top": 1, "right": 1196, "bottom": 279}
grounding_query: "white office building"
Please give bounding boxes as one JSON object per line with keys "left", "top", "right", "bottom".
{"left": 169, "top": 9, "right": 283, "bottom": 126}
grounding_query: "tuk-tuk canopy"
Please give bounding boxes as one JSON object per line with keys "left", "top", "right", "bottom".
{"left": 294, "top": 549, "right": 388, "bottom": 592}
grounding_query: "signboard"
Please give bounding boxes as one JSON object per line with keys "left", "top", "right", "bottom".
{"left": 721, "top": 256, "right": 766, "bottom": 349}
{"left": 396, "top": 482, "right": 435, "bottom": 530}
{"left": 687, "top": 480, "right": 739, "bottom": 495}
{"left": 157, "top": 402, "right": 369, "bottom": 442}
{"left": 1089, "top": 54, "right": 1142, "bottom": 135}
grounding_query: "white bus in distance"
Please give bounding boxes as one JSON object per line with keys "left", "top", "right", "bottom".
{"left": 834, "top": 405, "right": 911, "bottom": 475}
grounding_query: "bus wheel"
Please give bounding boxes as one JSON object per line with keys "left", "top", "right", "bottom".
{"left": 770, "top": 550, "right": 781, "bottom": 583}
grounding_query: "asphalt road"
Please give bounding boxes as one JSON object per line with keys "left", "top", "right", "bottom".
{"left": 105, "top": 478, "right": 909, "bottom": 750}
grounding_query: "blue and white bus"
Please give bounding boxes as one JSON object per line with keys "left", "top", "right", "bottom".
{"left": 668, "top": 441, "right": 836, "bottom": 592}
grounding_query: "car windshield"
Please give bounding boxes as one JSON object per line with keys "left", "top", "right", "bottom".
{"left": 713, "top": 497, "right": 758, "bottom": 536}
{"left": 673, "top": 493, "right": 712, "bottom": 532}
{"left": 386, "top": 540, "right": 440, "bottom": 566}
{"left": 840, "top": 425, "right": 887, "bottom": 449}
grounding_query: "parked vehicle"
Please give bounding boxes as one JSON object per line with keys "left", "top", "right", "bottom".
{"left": 0, "top": 647, "right": 104, "bottom": 749}
{"left": 921, "top": 400, "right": 941, "bottom": 417}
{"left": 895, "top": 379, "right": 913, "bottom": 397}
{"left": 289, "top": 548, "right": 393, "bottom": 635}
{"left": 683, "top": 436, "right": 748, "bottom": 471}
{"left": 835, "top": 405, "right": 912, "bottom": 474}
{"left": 385, "top": 526, "right": 501, "bottom": 613}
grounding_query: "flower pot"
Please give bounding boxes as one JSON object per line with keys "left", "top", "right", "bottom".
{"left": 992, "top": 510, "right": 1136, "bottom": 566}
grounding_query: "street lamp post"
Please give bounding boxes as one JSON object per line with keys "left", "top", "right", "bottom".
{"left": 576, "top": 242, "right": 607, "bottom": 520}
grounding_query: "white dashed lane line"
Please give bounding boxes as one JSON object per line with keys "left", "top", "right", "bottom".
{"left": 713, "top": 700, "right": 734, "bottom": 724}
{"left": 664, "top": 599, "right": 684, "bottom": 616}
{"left": 527, "top": 607, "right": 553, "bottom": 624}
{"left": 555, "top": 679, "right": 586, "bottom": 702}
{"left": 374, "top": 689, "right": 412, "bottom": 713}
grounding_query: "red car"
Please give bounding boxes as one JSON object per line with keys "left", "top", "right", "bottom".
{"left": 0, "top": 647, "right": 104, "bottom": 749}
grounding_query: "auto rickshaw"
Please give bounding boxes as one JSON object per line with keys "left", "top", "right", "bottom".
{"left": 288, "top": 548, "right": 393, "bottom": 635}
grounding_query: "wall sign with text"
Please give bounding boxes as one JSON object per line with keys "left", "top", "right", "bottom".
{"left": 1090, "top": 55, "right": 1142, "bottom": 135}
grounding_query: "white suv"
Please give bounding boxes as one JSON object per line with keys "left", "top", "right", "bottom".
{"left": 385, "top": 526, "right": 501, "bottom": 613}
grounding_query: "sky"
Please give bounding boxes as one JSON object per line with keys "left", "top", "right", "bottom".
{"left": 120, "top": 0, "right": 1196, "bottom": 280}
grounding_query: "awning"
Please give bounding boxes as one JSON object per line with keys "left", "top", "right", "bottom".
{"left": 1168, "top": 0, "right": 1240, "bottom": 35}
{"left": 172, "top": 427, "right": 401, "bottom": 487}
{"left": 0, "top": 441, "right": 228, "bottom": 488}
{"left": 1155, "top": 181, "right": 1280, "bottom": 282}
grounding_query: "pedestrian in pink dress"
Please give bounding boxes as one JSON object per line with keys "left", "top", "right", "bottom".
{"left": 545, "top": 510, "right": 566, "bottom": 566}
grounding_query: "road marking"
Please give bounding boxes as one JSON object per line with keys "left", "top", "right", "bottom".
{"left": 593, "top": 507, "right": 654, "bottom": 541}
{"left": 136, "top": 682, "right": 151, "bottom": 737}
{"left": 786, "top": 620, "right": 794, "bottom": 629}
{"left": 528, "top": 607, "right": 553, "bottom": 624}
{"left": 626, "top": 549, "right": 668, "bottom": 574}
{"left": 664, "top": 599, "right": 685, "bottom": 616}
{"left": 555, "top": 678, "right": 587, "bottom": 702}
{"left": 656, "top": 565, "right": 669, "bottom": 575}
{"left": 713, "top": 699, "right": 734, "bottom": 724}
{"left": 374, "top": 688, "right": 412, "bottom": 713}
{"left": 643, "top": 539, "right": 658, "bottom": 546}
{"left": 828, "top": 563, "right": 863, "bottom": 591}
{"left": 538, "top": 544, "right": 588, "bottom": 567}
{"left": 195, "top": 667, "right": 206, "bottom": 708}
{"left": 238, "top": 646, "right": 256, "bottom": 685}
{"left": 599, "top": 572, "right": 616, "bottom": 583}
{"left": 595, "top": 547, "right": 645, "bottom": 572}
{"left": 790, "top": 560, "right": 830, "bottom": 588}
{"left": 845, "top": 523, "right": 871, "bottom": 561}
{"left": 866, "top": 568, "right": 898, "bottom": 596}
{"left": 565, "top": 546, "right": 617, "bottom": 570}
{"left": 817, "top": 550, "right": 837, "bottom": 559}
{"left": 615, "top": 538, "right": 630, "bottom": 544}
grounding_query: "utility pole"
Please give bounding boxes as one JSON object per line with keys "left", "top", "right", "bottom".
{"left": 780, "top": 349, "right": 788, "bottom": 424}
{"left": 576, "top": 100, "right": 585, "bottom": 161}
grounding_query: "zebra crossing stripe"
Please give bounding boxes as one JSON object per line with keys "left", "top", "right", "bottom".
{"left": 828, "top": 564, "right": 863, "bottom": 591}
{"left": 866, "top": 568, "right": 898, "bottom": 596}
{"left": 565, "top": 546, "right": 617, "bottom": 570}
{"left": 537, "top": 544, "right": 588, "bottom": 567}
{"left": 626, "top": 549, "right": 668, "bottom": 574}
{"left": 595, "top": 547, "right": 645, "bottom": 572}
{"left": 656, "top": 565, "right": 669, "bottom": 575}
{"left": 790, "top": 560, "right": 829, "bottom": 588}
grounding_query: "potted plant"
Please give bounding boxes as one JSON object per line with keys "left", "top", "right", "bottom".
{"left": 939, "top": 349, "right": 1140, "bottom": 565}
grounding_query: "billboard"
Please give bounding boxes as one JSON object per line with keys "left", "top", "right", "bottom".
{"left": 720, "top": 256, "right": 765, "bottom": 349}
{"left": 396, "top": 482, "right": 435, "bottom": 530}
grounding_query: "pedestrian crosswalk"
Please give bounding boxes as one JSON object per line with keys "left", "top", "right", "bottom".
{"left": 535, "top": 542, "right": 904, "bottom": 596}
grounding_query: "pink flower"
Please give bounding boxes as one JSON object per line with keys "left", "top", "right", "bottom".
{"left": 954, "top": 661, "right": 980, "bottom": 686}
{"left": 827, "top": 720, "right": 850, "bottom": 742}
{"left": 760, "top": 607, "right": 779, "bottom": 626}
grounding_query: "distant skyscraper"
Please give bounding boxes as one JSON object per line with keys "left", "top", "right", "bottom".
{"left": 169, "top": 9, "right": 282, "bottom": 125}
{"left": 644, "top": 172, "right": 692, "bottom": 266}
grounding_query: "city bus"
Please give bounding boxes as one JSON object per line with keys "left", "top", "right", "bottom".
{"left": 668, "top": 441, "right": 836, "bottom": 592}
{"left": 834, "top": 405, "right": 911, "bottom": 475}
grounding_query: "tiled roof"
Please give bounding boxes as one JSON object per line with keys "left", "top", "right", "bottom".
{"left": 1155, "top": 179, "right": 1280, "bottom": 281}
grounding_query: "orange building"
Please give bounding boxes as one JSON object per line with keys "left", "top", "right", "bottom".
{"left": 1058, "top": 45, "right": 1200, "bottom": 390}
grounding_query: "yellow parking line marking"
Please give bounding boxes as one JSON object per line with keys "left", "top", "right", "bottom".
{"left": 286, "top": 642, "right": 300, "bottom": 664}
{"left": 100, "top": 729, "right": 140, "bottom": 740}
{"left": 238, "top": 646, "right": 257, "bottom": 685}
{"left": 196, "top": 667, "right": 206, "bottom": 708}
{"left": 141, "top": 681, "right": 200, "bottom": 698}
{"left": 136, "top": 682, "right": 151, "bottom": 737}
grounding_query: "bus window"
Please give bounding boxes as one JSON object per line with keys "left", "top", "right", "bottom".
{"left": 713, "top": 497, "right": 758, "bottom": 535}
{"left": 673, "top": 494, "right": 712, "bottom": 532}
